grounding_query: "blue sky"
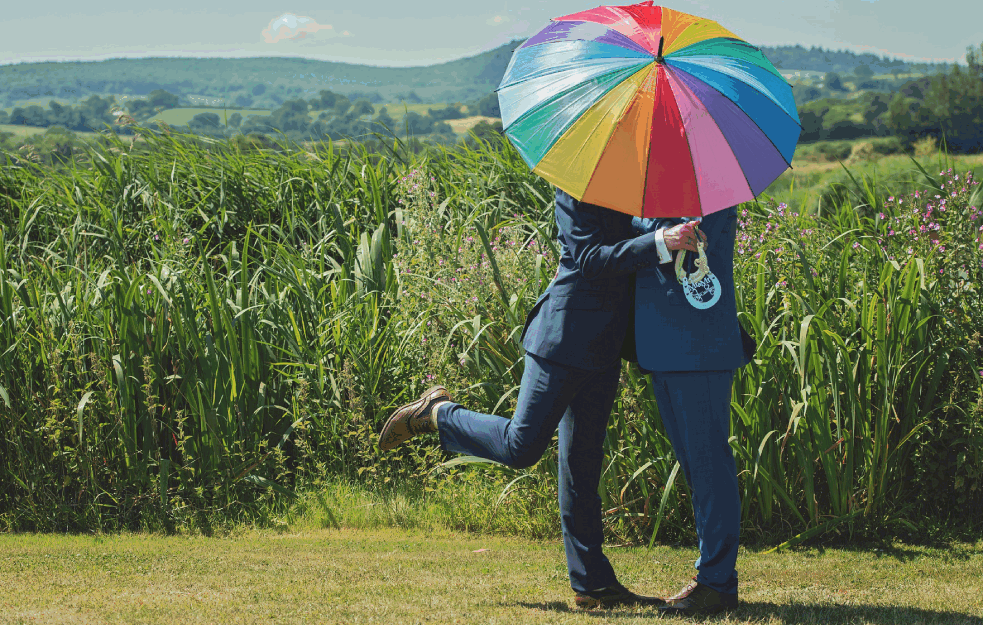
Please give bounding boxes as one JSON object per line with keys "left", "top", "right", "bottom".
{"left": 2, "top": 1, "right": 978, "bottom": 67}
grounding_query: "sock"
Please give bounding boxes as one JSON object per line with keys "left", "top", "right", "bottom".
{"left": 430, "top": 401, "right": 449, "bottom": 430}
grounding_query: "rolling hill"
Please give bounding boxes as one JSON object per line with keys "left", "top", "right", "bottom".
{"left": 0, "top": 41, "right": 949, "bottom": 111}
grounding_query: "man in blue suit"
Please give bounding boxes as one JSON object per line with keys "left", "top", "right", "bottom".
{"left": 380, "top": 187, "right": 704, "bottom": 610}
{"left": 634, "top": 206, "right": 752, "bottom": 617}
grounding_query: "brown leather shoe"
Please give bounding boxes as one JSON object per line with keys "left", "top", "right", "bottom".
{"left": 574, "top": 581, "right": 666, "bottom": 610}
{"left": 379, "top": 386, "right": 451, "bottom": 451}
{"left": 659, "top": 578, "right": 737, "bottom": 617}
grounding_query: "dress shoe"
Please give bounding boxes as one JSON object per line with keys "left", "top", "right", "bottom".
{"left": 574, "top": 581, "right": 666, "bottom": 610}
{"left": 659, "top": 577, "right": 737, "bottom": 617}
{"left": 379, "top": 385, "right": 451, "bottom": 451}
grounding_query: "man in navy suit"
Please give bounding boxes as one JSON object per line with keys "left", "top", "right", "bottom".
{"left": 380, "top": 187, "right": 704, "bottom": 609}
{"left": 634, "top": 206, "right": 752, "bottom": 617}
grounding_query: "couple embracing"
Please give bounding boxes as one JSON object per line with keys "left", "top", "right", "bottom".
{"left": 381, "top": 187, "right": 754, "bottom": 616}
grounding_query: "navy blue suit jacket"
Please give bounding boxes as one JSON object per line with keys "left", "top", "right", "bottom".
{"left": 633, "top": 208, "right": 752, "bottom": 372}
{"left": 520, "top": 189, "right": 661, "bottom": 371}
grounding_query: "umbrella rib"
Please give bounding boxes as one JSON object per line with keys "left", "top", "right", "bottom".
{"left": 577, "top": 65, "right": 655, "bottom": 214}
{"left": 668, "top": 55, "right": 799, "bottom": 124}
{"left": 666, "top": 67, "right": 761, "bottom": 203}
{"left": 498, "top": 57, "right": 651, "bottom": 92}
{"left": 668, "top": 59, "right": 803, "bottom": 131}
{"left": 667, "top": 64, "right": 798, "bottom": 171}
{"left": 506, "top": 63, "right": 648, "bottom": 140}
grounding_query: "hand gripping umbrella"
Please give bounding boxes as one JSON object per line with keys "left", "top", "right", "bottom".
{"left": 497, "top": 1, "right": 801, "bottom": 218}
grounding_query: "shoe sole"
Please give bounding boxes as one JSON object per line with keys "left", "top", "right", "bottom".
{"left": 574, "top": 595, "right": 665, "bottom": 610}
{"left": 379, "top": 385, "right": 450, "bottom": 451}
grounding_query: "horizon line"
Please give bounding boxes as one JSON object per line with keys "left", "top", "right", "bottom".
{"left": 0, "top": 40, "right": 968, "bottom": 70}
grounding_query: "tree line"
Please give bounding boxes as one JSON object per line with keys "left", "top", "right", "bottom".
{"left": 0, "top": 85, "right": 504, "bottom": 147}
{"left": 795, "top": 42, "right": 982, "bottom": 152}
{"left": 0, "top": 90, "right": 179, "bottom": 133}
{"left": 5, "top": 42, "right": 978, "bottom": 154}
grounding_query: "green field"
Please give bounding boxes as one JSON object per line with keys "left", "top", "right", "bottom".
{"left": 1, "top": 528, "right": 980, "bottom": 624}
{"left": 0, "top": 123, "right": 50, "bottom": 137}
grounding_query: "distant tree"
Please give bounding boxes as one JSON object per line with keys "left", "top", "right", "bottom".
{"left": 39, "top": 126, "right": 77, "bottom": 164}
{"left": 270, "top": 99, "right": 311, "bottom": 133}
{"left": 465, "top": 120, "right": 504, "bottom": 149}
{"left": 307, "top": 119, "right": 332, "bottom": 141}
{"left": 798, "top": 107, "right": 827, "bottom": 142}
{"left": 332, "top": 95, "right": 351, "bottom": 117}
{"left": 401, "top": 111, "right": 433, "bottom": 135}
{"left": 919, "top": 41, "right": 983, "bottom": 152}
{"left": 887, "top": 92, "right": 936, "bottom": 147}
{"left": 309, "top": 89, "right": 339, "bottom": 111}
{"left": 347, "top": 90, "right": 384, "bottom": 104}
{"left": 428, "top": 104, "right": 465, "bottom": 121}
{"left": 477, "top": 93, "right": 501, "bottom": 118}
{"left": 228, "top": 112, "right": 242, "bottom": 128}
{"left": 898, "top": 76, "right": 932, "bottom": 100}
{"left": 10, "top": 105, "right": 47, "bottom": 127}
{"left": 188, "top": 112, "right": 221, "bottom": 133}
{"left": 350, "top": 98, "right": 375, "bottom": 117}
{"left": 78, "top": 95, "right": 114, "bottom": 130}
{"left": 147, "top": 89, "right": 179, "bottom": 110}
{"left": 252, "top": 84, "right": 267, "bottom": 96}
{"left": 0, "top": 110, "right": 8, "bottom": 125}
{"left": 46, "top": 101, "right": 81, "bottom": 128}
{"left": 863, "top": 94, "right": 890, "bottom": 126}
{"left": 792, "top": 84, "right": 823, "bottom": 107}
{"left": 235, "top": 95, "right": 254, "bottom": 108}
{"left": 431, "top": 120, "right": 457, "bottom": 142}
{"left": 403, "top": 91, "right": 422, "bottom": 104}
{"left": 239, "top": 115, "right": 275, "bottom": 135}
{"left": 824, "top": 72, "right": 844, "bottom": 91}
{"left": 371, "top": 107, "right": 396, "bottom": 136}
{"left": 853, "top": 64, "right": 875, "bottom": 80}
{"left": 125, "top": 98, "right": 155, "bottom": 120}
{"left": 822, "top": 107, "right": 866, "bottom": 141}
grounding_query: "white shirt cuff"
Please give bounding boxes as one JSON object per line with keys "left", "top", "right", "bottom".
{"left": 654, "top": 229, "right": 672, "bottom": 264}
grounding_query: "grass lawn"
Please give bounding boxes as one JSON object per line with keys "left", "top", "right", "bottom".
{"left": 1, "top": 529, "right": 980, "bottom": 624}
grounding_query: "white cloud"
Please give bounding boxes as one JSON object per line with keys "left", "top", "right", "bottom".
{"left": 262, "top": 13, "right": 345, "bottom": 43}
{"left": 486, "top": 15, "right": 511, "bottom": 27}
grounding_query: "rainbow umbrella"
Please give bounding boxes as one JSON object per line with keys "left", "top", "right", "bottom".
{"left": 497, "top": 1, "right": 800, "bottom": 217}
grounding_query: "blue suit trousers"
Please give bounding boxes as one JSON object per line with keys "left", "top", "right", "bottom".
{"left": 647, "top": 370, "right": 740, "bottom": 595}
{"left": 437, "top": 352, "right": 622, "bottom": 593}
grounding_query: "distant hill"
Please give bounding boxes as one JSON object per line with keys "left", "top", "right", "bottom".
{"left": 0, "top": 41, "right": 950, "bottom": 110}
{"left": 763, "top": 45, "right": 946, "bottom": 75}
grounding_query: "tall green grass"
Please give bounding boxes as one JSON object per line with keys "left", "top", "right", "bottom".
{"left": 0, "top": 128, "right": 980, "bottom": 543}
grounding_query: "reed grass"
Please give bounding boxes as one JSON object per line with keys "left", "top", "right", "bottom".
{"left": 0, "top": 127, "right": 980, "bottom": 544}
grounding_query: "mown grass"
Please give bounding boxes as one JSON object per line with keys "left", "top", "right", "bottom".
{"left": 1, "top": 527, "right": 980, "bottom": 624}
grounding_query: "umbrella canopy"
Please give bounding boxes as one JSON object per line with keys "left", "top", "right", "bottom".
{"left": 497, "top": 1, "right": 800, "bottom": 218}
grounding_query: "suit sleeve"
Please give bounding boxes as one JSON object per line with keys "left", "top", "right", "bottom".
{"left": 632, "top": 216, "right": 682, "bottom": 235}
{"left": 555, "top": 190, "right": 662, "bottom": 281}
